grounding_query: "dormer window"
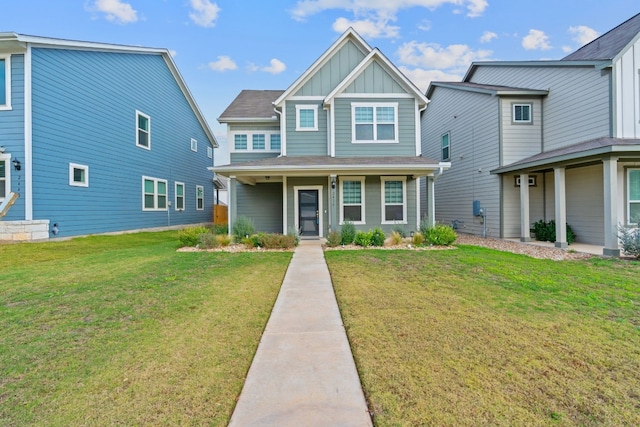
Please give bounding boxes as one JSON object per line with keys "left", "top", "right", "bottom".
{"left": 512, "top": 103, "right": 532, "bottom": 124}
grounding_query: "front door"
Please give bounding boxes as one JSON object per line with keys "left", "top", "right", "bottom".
{"left": 298, "top": 189, "right": 319, "bottom": 236}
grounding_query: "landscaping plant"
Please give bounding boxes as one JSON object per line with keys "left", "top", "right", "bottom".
{"left": 326, "top": 230, "right": 342, "bottom": 247}
{"left": 232, "top": 215, "right": 255, "bottom": 241}
{"left": 370, "top": 228, "right": 386, "bottom": 247}
{"left": 178, "top": 226, "right": 209, "bottom": 247}
{"left": 340, "top": 221, "right": 356, "bottom": 245}
{"left": 617, "top": 224, "right": 640, "bottom": 258}
{"left": 532, "top": 219, "right": 576, "bottom": 244}
{"left": 422, "top": 223, "right": 457, "bottom": 246}
{"left": 354, "top": 230, "right": 373, "bottom": 247}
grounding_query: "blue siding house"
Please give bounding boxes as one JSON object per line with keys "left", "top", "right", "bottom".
{"left": 0, "top": 33, "right": 217, "bottom": 240}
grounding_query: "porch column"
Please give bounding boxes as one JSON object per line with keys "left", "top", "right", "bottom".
{"left": 426, "top": 176, "right": 435, "bottom": 228}
{"left": 228, "top": 176, "right": 237, "bottom": 235}
{"left": 282, "top": 177, "right": 288, "bottom": 235}
{"left": 603, "top": 158, "right": 621, "bottom": 256}
{"left": 519, "top": 173, "right": 531, "bottom": 242}
{"left": 553, "top": 167, "right": 568, "bottom": 248}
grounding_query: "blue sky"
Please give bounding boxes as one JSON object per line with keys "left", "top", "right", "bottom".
{"left": 1, "top": 1, "right": 638, "bottom": 163}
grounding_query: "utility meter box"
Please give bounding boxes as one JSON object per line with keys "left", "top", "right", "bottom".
{"left": 473, "top": 200, "right": 481, "bottom": 216}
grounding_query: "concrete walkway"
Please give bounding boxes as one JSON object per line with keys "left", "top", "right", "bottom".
{"left": 228, "top": 240, "right": 373, "bottom": 427}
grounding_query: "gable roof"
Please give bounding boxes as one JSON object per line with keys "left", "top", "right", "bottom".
{"left": 218, "top": 90, "right": 284, "bottom": 123}
{"left": 0, "top": 32, "right": 218, "bottom": 147}
{"left": 427, "top": 81, "right": 549, "bottom": 98}
{"left": 563, "top": 13, "right": 640, "bottom": 61}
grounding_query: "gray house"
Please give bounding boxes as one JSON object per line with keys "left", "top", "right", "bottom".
{"left": 421, "top": 13, "right": 640, "bottom": 256}
{"left": 215, "top": 28, "right": 450, "bottom": 238}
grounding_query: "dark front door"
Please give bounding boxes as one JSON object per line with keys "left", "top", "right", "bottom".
{"left": 299, "top": 190, "right": 319, "bottom": 236}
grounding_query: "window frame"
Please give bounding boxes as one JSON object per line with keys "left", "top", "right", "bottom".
{"left": 230, "top": 131, "right": 282, "bottom": 153}
{"left": 512, "top": 103, "right": 532, "bottom": 124}
{"left": 207, "top": 146, "right": 213, "bottom": 159}
{"left": 196, "top": 185, "right": 204, "bottom": 211}
{"left": 270, "top": 134, "right": 281, "bottom": 151}
{"left": 0, "top": 155, "right": 9, "bottom": 201}
{"left": 441, "top": 132, "right": 451, "bottom": 161}
{"left": 295, "top": 104, "right": 318, "bottom": 131}
{"left": 175, "top": 181, "right": 185, "bottom": 211}
{"left": 69, "top": 163, "right": 89, "bottom": 187}
{"left": 252, "top": 134, "right": 266, "bottom": 150}
{"left": 351, "top": 102, "right": 399, "bottom": 143}
{"left": 627, "top": 168, "right": 640, "bottom": 224}
{"left": 190, "top": 138, "right": 198, "bottom": 152}
{"left": 0, "top": 55, "right": 11, "bottom": 110}
{"left": 339, "top": 176, "right": 366, "bottom": 225}
{"left": 142, "top": 176, "right": 168, "bottom": 211}
{"left": 381, "top": 176, "right": 407, "bottom": 224}
{"left": 136, "top": 110, "right": 151, "bottom": 150}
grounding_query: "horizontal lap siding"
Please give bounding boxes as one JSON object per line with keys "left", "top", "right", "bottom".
{"left": 285, "top": 101, "right": 327, "bottom": 156}
{"left": 566, "top": 165, "right": 604, "bottom": 245}
{"left": 502, "top": 174, "right": 545, "bottom": 238}
{"left": 31, "top": 48, "right": 214, "bottom": 237}
{"left": 235, "top": 182, "right": 283, "bottom": 233}
{"left": 501, "top": 98, "right": 542, "bottom": 165}
{"left": 230, "top": 153, "right": 279, "bottom": 163}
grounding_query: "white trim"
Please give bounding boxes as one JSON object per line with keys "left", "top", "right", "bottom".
{"left": 24, "top": 46, "right": 32, "bottom": 220}
{"left": 330, "top": 104, "right": 336, "bottom": 157}
{"left": 415, "top": 177, "right": 421, "bottom": 230}
{"left": 196, "top": 185, "right": 204, "bottom": 211}
{"left": 295, "top": 104, "right": 318, "bottom": 131}
{"left": 339, "top": 176, "right": 366, "bottom": 225}
{"left": 512, "top": 103, "right": 532, "bottom": 124}
{"left": 230, "top": 130, "right": 281, "bottom": 153}
{"left": 175, "top": 181, "right": 185, "bottom": 211}
{"left": 142, "top": 176, "right": 168, "bottom": 211}
{"left": 381, "top": 176, "right": 407, "bottom": 224}
{"left": 627, "top": 168, "right": 640, "bottom": 224}
{"left": 351, "top": 102, "right": 399, "bottom": 143}
{"left": 0, "top": 54, "right": 11, "bottom": 110}
{"left": 288, "top": 96, "right": 325, "bottom": 101}
{"left": 282, "top": 176, "right": 288, "bottom": 234}
{"left": 441, "top": 132, "right": 451, "bottom": 161}
{"left": 335, "top": 93, "right": 415, "bottom": 99}
{"left": 0, "top": 154, "right": 10, "bottom": 201}
{"left": 190, "top": 138, "right": 197, "bottom": 152}
{"left": 136, "top": 110, "right": 151, "bottom": 150}
{"left": 68, "top": 163, "right": 89, "bottom": 187}
{"left": 415, "top": 99, "right": 422, "bottom": 156}
{"left": 207, "top": 146, "right": 213, "bottom": 159}
{"left": 294, "top": 185, "right": 324, "bottom": 237}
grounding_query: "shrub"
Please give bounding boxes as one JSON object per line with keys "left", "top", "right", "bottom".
{"left": 216, "top": 234, "right": 232, "bottom": 247}
{"left": 211, "top": 223, "right": 229, "bottom": 235}
{"left": 391, "top": 224, "right": 406, "bottom": 238}
{"left": 178, "top": 226, "right": 209, "bottom": 247}
{"left": 354, "top": 230, "right": 373, "bottom": 247}
{"left": 617, "top": 225, "right": 640, "bottom": 258}
{"left": 389, "top": 230, "right": 404, "bottom": 245}
{"left": 326, "top": 230, "right": 341, "bottom": 247}
{"left": 412, "top": 232, "right": 424, "bottom": 245}
{"left": 250, "top": 233, "right": 297, "bottom": 249}
{"left": 532, "top": 220, "right": 575, "bottom": 244}
{"left": 287, "top": 227, "right": 300, "bottom": 246}
{"left": 341, "top": 221, "right": 356, "bottom": 245}
{"left": 424, "top": 223, "right": 457, "bottom": 246}
{"left": 198, "top": 232, "right": 219, "bottom": 249}
{"left": 232, "top": 216, "right": 255, "bottom": 242}
{"left": 371, "top": 228, "right": 385, "bottom": 247}
{"left": 419, "top": 216, "right": 431, "bottom": 238}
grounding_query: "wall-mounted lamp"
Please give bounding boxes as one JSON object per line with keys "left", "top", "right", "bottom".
{"left": 12, "top": 158, "right": 21, "bottom": 171}
{"left": 51, "top": 223, "right": 59, "bottom": 235}
{"left": 265, "top": 176, "right": 270, "bottom": 181}
{"left": 331, "top": 179, "right": 336, "bottom": 189}
{"left": 0, "top": 146, "right": 5, "bottom": 153}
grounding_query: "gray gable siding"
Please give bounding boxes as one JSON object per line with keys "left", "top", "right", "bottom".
{"left": 469, "top": 65, "right": 610, "bottom": 151}
{"left": 295, "top": 40, "right": 367, "bottom": 97}
{"left": 229, "top": 124, "right": 280, "bottom": 132}
{"left": 285, "top": 100, "right": 327, "bottom": 156}
{"left": 344, "top": 61, "right": 407, "bottom": 94}
{"left": 231, "top": 152, "right": 280, "bottom": 163}
{"left": 334, "top": 97, "right": 416, "bottom": 157}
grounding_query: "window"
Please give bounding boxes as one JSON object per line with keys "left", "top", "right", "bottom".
{"left": 207, "top": 146, "right": 213, "bottom": 158}
{"left": 0, "top": 158, "right": 7, "bottom": 199}
{"left": 441, "top": 132, "right": 450, "bottom": 161}
{"left": 191, "top": 138, "right": 198, "bottom": 152}
{"left": 0, "top": 55, "right": 10, "bottom": 109}
{"left": 175, "top": 182, "right": 185, "bottom": 211}
{"left": 352, "top": 103, "right": 398, "bottom": 142}
{"left": 628, "top": 169, "right": 640, "bottom": 224}
{"left": 513, "top": 103, "right": 532, "bottom": 123}
{"left": 252, "top": 134, "right": 266, "bottom": 150}
{"left": 340, "top": 177, "right": 365, "bottom": 224}
{"left": 69, "top": 163, "right": 89, "bottom": 187}
{"left": 136, "top": 111, "right": 150, "bottom": 149}
{"left": 270, "top": 134, "right": 281, "bottom": 150}
{"left": 234, "top": 134, "right": 248, "bottom": 150}
{"left": 142, "top": 176, "right": 167, "bottom": 211}
{"left": 196, "top": 185, "right": 204, "bottom": 210}
{"left": 295, "top": 105, "right": 318, "bottom": 131}
{"left": 381, "top": 177, "right": 407, "bottom": 224}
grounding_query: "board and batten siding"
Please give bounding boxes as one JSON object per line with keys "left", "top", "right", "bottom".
{"left": 0, "top": 54, "right": 25, "bottom": 221}
{"left": 285, "top": 100, "right": 328, "bottom": 156}
{"left": 30, "top": 47, "right": 214, "bottom": 238}
{"left": 421, "top": 86, "right": 501, "bottom": 237}
{"left": 235, "top": 182, "right": 283, "bottom": 233}
{"left": 470, "top": 65, "right": 610, "bottom": 151}
{"left": 614, "top": 37, "right": 640, "bottom": 138}
{"left": 343, "top": 61, "right": 407, "bottom": 94}
{"left": 501, "top": 98, "right": 543, "bottom": 166}
{"left": 334, "top": 97, "right": 416, "bottom": 157}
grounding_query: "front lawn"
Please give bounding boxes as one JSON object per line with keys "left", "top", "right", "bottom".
{"left": 0, "top": 231, "right": 291, "bottom": 426}
{"left": 326, "top": 246, "right": 640, "bottom": 426}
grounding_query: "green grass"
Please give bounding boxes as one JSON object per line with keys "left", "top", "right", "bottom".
{"left": 0, "top": 231, "right": 291, "bottom": 426}
{"left": 326, "top": 245, "right": 640, "bottom": 426}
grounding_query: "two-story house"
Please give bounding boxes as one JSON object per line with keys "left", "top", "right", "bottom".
{"left": 422, "top": 13, "right": 640, "bottom": 256}
{"left": 0, "top": 33, "right": 217, "bottom": 241}
{"left": 215, "top": 28, "right": 450, "bottom": 238}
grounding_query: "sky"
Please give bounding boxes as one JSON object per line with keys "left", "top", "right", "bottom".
{"left": 1, "top": 0, "right": 638, "bottom": 164}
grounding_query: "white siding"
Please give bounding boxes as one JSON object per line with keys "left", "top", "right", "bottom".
{"left": 614, "top": 38, "right": 640, "bottom": 138}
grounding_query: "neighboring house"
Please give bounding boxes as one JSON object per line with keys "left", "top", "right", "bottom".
{"left": 215, "top": 29, "right": 450, "bottom": 238}
{"left": 0, "top": 33, "right": 217, "bottom": 240}
{"left": 421, "top": 13, "right": 640, "bottom": 256}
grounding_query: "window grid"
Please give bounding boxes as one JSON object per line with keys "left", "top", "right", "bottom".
{"left": 352, "top": 103, "right": 397, "bottom": 142}
{"left": 442, "top": 133, "right": 450, "bottom": 161}
{"left": 270, "top": 134, "right": 281, "bottom": 150}
{"left": 629, "top": 169, "right": 640, "bottom": 224}
{"left": 513, "top": 104, "right": 532, "bottom": 123}
{"left": 234, "top": 134, "right": 248, "bottom": 150}
{"left": 175, "top": 182, "right": 185, "bottom": 211}
{"left": 136, "top": 111, "right": 150, "bottom": 149}
{"left": 143, "top": 177, "right": 168, "bottom": 211}
{"left": 231, "top": 132, "right": 281, "bottom": 152}
{"left": 381, "top": 177, "right": 407, "bottom": 224}
{"left": 196, "top": 186, "right": 204, "bottom": 210}
{"left": 0, "top": 159, "right": 6, "bottom": 199}
{"left": 340, "top": 178, "right": 365, "bottom": 224}
{"left": 295, "top": 105, "right": 318, "bottom": 131}
{"left": 252, "top": 134, "right": 266, "bottom": 150}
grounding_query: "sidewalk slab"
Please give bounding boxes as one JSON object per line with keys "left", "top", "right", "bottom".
{"left": 228, "top": 240, "right": 372, "bottom": 427}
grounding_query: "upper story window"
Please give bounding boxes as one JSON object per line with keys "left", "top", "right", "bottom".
{"left": 381, "top": 176, "right": 407, "bottom": 224}
{"left": 136, "top": 111, "right": 151, "bottom": 149}
{"left": 352, "top": 103, "right": 398, "bottom": 143}
{"left": 191, "top": 138, "right": 198, "bottom": 152}
{"left": 340, "top": 177, "right": 366, "bottom": 225}
{"left": 234, "top": 134, "right": 248, "bottom": 150}
{"left": 270, "top": 134, "right": 281, "bottom": 150}
{"left": 512, "top": 103, "right": 532, "bottom": 124}
{"left": 295, "top": 105, "right": 318, "bottom": 131}
{"left": 0, "top": 157, "right": 8, "bottom": 199}
{"left": 142, "top": 176, "right": 167, "bottom": 211}
{"left": 0, "top": 55, "right": 11, "bottom": 110}
{"left": 628, "top": 169, "right": 640, "bottom": 224}
{"left": 441, "top": 132, "right": 450, "bottom": 161}
{"left": 252, "top": 134, "right": 266, "bottom": 150}
{"left": 231, "top": 132, "right": 281, "bottom": 152}
{"left": 207, "top": 146, "right": 213, "bottom": 159}
{"left": 69, "top": 163, "right": 89, "bottom": 187}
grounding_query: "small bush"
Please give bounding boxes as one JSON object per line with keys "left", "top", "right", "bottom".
{"left": 326, "top": 230, "right": 341, "bottom": 247}
{"left": 211, "top": 223, "right": 229, "bottom": 235}
{"left": 287, "top": 227, "right": 300, "bottom": 246}
{"left": 371, "top": 228, "right": 385, "bottom": 247}
{"left": 391, "top": 224, "right": 406, "bottom": 238}
{"left": 424, "top": 223, "right": 457, "bottom": 246}
{"left": 198, "top": 232, "right": 219, "bottom": 249}
{"left": 354, "top": 230, "right": 373, "bottom": 247}
{"left": 389, "top": 230, "right": 404, "bottom": 245}
{"left": 412, "top": 232, "right": 424, "bottom": 245}
{"left": 178, "top": 226, "right": 209, "bottom": 247}
{"left": 249, "top": 233, "right": 297, "bottom": 249}
{"left": 617, "top": 225, "right": 640, "bottom": 258}
{"left": 532, "top": 220, "right": 575, "bottom": 244}
{"left": 232, "top": 216, "right": 255, "bottom": 242}
{"left": 341, "top": 221, "right": 356, "bottom": 245}
{"left": 216, "top": 234, "right": 232, "bottom": 247}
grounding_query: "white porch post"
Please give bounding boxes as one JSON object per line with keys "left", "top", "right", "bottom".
{"left": 603, "top": 158, "right": 621, "bottom": 256}
{"left": 228, "top": 176, "right": 237, "bottom": 235}
{"left": 282, "top": 176, "right": 288, "bottom": 235}
{"left": 519, "top": 173, "right": 531, "bottom": 242}
{"left": 554, "top": 167, "right": 568, "bottom": 248}
{"left": 426, "top": 176, "right": 436, "bottom": 228}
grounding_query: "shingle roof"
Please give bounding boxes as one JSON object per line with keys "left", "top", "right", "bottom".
{"left": 428, "top": 81, "right": 548, "bottom": 98}
{"left": 563, "top": 13, "right": 640, "bottom": 60}
{"left": 218, "top": 89, "right": 284, "bottom": 122}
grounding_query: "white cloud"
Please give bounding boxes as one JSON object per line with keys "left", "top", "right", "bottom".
{"left": 418, "top": 19, "right": 431, "bottom": 31}
{"left": 399, "top": 66, "right": 462, "bottom": 93}
{"left": 261, "top": 58, "right": 287, "bottom": 74}
{"left": 332, "top": 16, "right": 400, "bottom": 39}
{"left": 189, "top": 0, "right": 221, "bottom": 28}
{"left": 522, "top": 29, "right": 552, "bottom": 50}
{"left": 207, "top": 56, "right": 237, "bottom": 72}
{"left": 397, "top": 41, "right": 492, "bottom": 71}
{"left": 169, "top": 50, "right": 178, "bottom": 57}
{"left": 561, "top": 45, "right": 573, "bottom": 53}
{"left": 480, "top": 31, "right": 497, "bottom": 43}
{"left": 90, "top": 0, "right": 138, "bottom": 24}
{"left": 568, "top": 25, "right": 599, "bottom": 46}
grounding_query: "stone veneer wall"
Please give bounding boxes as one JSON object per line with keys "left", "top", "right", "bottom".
{"left": 0, "top": 220, "right": 50, "bottom": 241}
